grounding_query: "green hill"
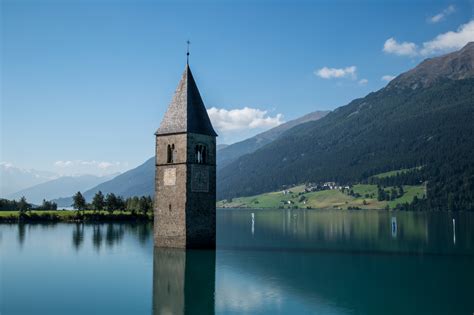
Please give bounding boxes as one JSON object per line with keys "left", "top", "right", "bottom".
{"left": 218, "top": 43, "right": 474, "bottom": 211}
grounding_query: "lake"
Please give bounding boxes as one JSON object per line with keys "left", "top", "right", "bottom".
{"left": 1, "top": 209, "right": 473, "bottom": 314}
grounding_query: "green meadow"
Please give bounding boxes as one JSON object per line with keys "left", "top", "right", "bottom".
{"left": 217, "top": 183, "right": 425, "bottom": 210}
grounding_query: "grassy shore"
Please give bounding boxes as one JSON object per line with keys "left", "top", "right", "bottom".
{"left": 0, "top": 210, "right": 153, "bottom": 223}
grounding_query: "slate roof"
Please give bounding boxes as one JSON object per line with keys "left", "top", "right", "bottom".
{"left": 156, "top": 65, "right": 217, "bottom": 137}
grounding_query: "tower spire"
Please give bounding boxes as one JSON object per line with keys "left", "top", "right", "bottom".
{"left": 186, "top": 40, "right": 190, "bottom": 65}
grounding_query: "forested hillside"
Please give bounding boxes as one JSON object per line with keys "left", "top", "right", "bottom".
{"left": 217, "top": 110, "right": 328, "bottom": 169}
{"left": 218, "top": 43, "right": 474, "bottom": 211}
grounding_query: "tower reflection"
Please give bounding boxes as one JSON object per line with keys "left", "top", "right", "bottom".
{"left": 152, "top": 248, "right": 216, "bottom": 315}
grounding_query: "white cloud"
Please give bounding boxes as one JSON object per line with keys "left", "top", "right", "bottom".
{"left": 381, "top": 75, "right": 396, "bottom": 82}
{"left": 358, "top": 78, "right": 368, "bottom": 85}
{"left": 53, "top": 160, "right": 126, "bottom": 176}
{"left": 429, "top": 5, "right": 455, "bottom": 23}
{"left": 383, "top": 38, "right": 418, "bottom": 56}
{"left": 55, "top": 160, "right": 121, "bottom": 169}
{"left": 207, "top": 107, "right": 284, "bottom": 132}
{"left": 383, "top": 20, "right": 474, "bottom": 57}
{"left": 54, "top": 160, "right": 73, "bottom": 167}
{"left": 420, "top": 20, "right": 474, "bottom": 55}
{"left": 315, "top": 66, "right": 357, "bottom": 79}
{"left": 98, "top": 162, "right": 114, "bottom": 169}
{"left": 0, "top": 162, "right": 14, "bottom": 168}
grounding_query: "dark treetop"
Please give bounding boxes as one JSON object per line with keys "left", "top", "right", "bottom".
{"left": 155, "top": 65, "right": 217, "bottom": 137}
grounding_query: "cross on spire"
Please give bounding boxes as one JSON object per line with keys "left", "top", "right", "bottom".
{"left": 186, "top": 40, "right": 191, "bottom": 65}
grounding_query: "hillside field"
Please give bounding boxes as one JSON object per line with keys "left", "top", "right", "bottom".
{"left": 217, "top": 184, "right": 425, "bottom": 210}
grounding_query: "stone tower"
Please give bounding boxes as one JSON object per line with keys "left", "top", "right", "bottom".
{"left": 154, "top": 64, "right": 217, "bottom": 249}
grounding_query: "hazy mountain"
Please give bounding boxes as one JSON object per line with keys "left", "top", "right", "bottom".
{"left": 217, "top": 110, "right": 329, "bottom": 169}
{"left": 217, "top": 43, "right": 474, "bottom": 211}
{"left": 55, "top": 158, "right": 154, "bottom": 206}
{"left": 0, "top": 163, "right": 58, "bottom": 197}
{"left": 8, "top": 174, "right": 118, "bottom": 204}
{"left": 217, "top": 144, "right": 229, "bottom": 151}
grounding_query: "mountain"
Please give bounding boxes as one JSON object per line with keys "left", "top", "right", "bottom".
{"left": 8, "top": 174, "right": 118, "bottom": 204}
{"left": 0, "top": 163, "right": 58, "bottom": 197}
{"left": 217, "top": 43, "right": 474, "bottom": 211}
{"left": 54, "top": 158, "right": 155, "bottom": 206}
{"left": 217, "top": 110, "right": 329, "bottom": 169}
{"left": 217, "top": 144, "right": 229, "bottom": 151}
{"left": 387, "top": 42, "right": 474, "bottom": 90}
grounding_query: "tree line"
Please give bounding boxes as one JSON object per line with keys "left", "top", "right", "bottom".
{"left": 0, "top": 197, "right": 57, "bottom": 211}
{"left": 72, "top": 191, "right": 153, "bottom": 215}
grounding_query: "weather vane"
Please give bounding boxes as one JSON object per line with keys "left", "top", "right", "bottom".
{"left": 187, "top": 40, "right": 191, "bottom": 64}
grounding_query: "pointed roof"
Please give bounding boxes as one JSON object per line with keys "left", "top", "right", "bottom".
{"left": 156, "top": 65, "right": 217, "bottom": 137}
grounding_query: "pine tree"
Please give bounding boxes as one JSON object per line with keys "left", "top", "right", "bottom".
{"left": 18, "top": 196, "right": 30, "bottom": 213}
{"left": 72, "top": 192, "right": 86, "bottom": 211}
{"left": 92, "top": 191, "right": 105, "bottom": 212}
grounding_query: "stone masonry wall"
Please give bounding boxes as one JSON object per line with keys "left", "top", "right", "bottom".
{"left": 154, "top": 133, "right": 188, "bottom": 248}
{"left": 154, "top": 132, "right": 216, "bottom": 249}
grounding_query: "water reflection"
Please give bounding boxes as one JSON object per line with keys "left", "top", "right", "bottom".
{"left": 153, "top": 248, "right": 216, "bottom": 315}
{"left": 17, "top": 222, "right": 26, "bottom": 246}
{"left": 72, "top": 223, "right": 84, "bottom": 250}
{"left": 251, "top": 212, "right": 255, "bottom": 236}
{"left": 453, "top": 218, "right": 456, "bottom": 245}
{"left": 218, "top": 209, "right": 474, "bottom": 255}
{"left": 391, "top": 216, "right": 397, "bottom": 238}
{"left": 92, "top": 224, "right": 103, "bottom": 251}
{"left": 2, "top": 211, "right": 474, "bottom": 315}
{"left": 216, "top": 249, "right": 474, "bottom": 315}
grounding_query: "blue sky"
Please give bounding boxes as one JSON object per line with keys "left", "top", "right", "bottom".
{"left": 1, "top": 0, "right": 473, "bottom": 175}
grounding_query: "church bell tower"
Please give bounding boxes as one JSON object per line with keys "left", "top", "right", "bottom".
{"left": 154, "top": 63, "right": 217, "bottom": 249}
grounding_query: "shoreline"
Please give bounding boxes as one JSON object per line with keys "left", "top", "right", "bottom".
{"left": 1, "top": 207, "right": 464, "bottom": 224}
{"left": 0, "top": 210, "right": 153, "bottom": 223}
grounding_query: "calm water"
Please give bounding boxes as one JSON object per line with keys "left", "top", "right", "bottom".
{"left": 1, "top": 209, "right": 473, "bottom": 315}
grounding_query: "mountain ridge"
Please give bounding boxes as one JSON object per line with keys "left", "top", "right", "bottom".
{"left": 8, "top": 174, "right": 118, "bottom": 204}
{"left": 217, "top": 110, "right": 329, "bottom": 169}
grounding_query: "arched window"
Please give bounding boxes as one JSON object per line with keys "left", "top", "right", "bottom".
{"left": 202, "top": 146, "right": 206, "bottom": 164}
{"left": 195, "top": 144, "right": 207, "bottom": 164}
{"left": 167, "top": 144, "right": 175, "bottom": 163}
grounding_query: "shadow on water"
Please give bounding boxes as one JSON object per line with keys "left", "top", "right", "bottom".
{"left": 152, "top": 248, "right": 216, "bottom": 315}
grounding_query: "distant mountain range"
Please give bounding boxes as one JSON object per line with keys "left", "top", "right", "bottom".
{"left": 217, "top": 42, "right": 474, "bottom": 211}
{"left": 0, "top": 164, "right": 58, "bottom": 196}
{"left": 53, "top": 110, "right": 328, "bottom": 206}
{"left": 54, "top": 158, "right": 154, "bottom": 207}
{"left": 8, "top": 174, "right": 118, "bottom": 204}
